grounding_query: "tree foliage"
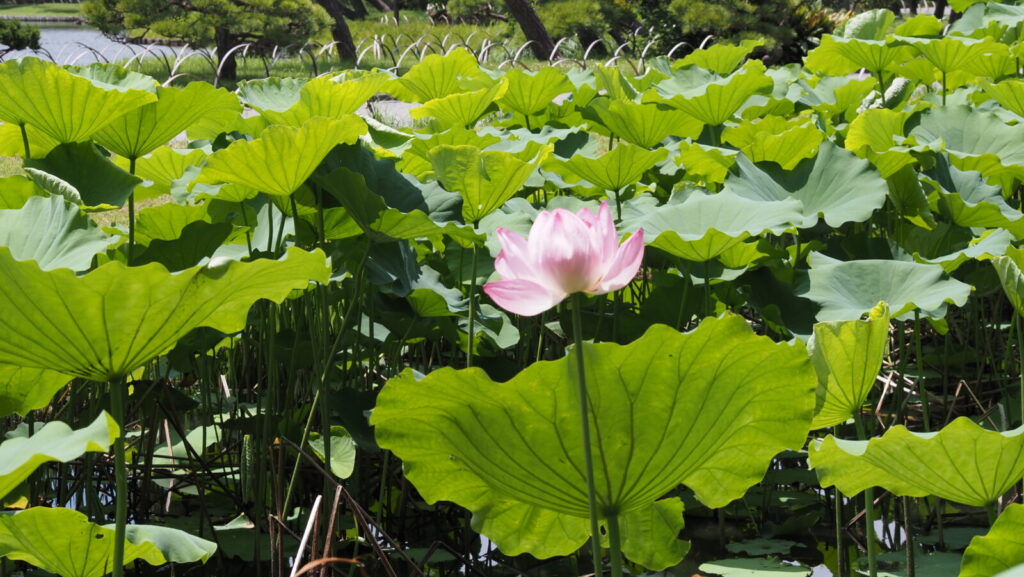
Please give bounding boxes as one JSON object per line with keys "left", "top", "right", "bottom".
{"left": 82, "top": 0, "right": 330, "bottom": 79}
{"left": 0, "top": 19, "right": 40, "bottom": 57}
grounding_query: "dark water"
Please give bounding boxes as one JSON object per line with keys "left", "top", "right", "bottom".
{"left": 2, "top": 23, "right": 175, "bottom": 65}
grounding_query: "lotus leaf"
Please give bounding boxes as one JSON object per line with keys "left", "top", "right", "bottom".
{"left": 809, "top": 418, "right": 1024, "bottom": 506}
{"left": 261, "top": 73, "right": 391, "bottom": 126}
{"left": 0, "top": 58, "right": 156, "bottom": 145}
{"left": 721, "top": 142, "right": 887, "bottom": 228}
{"left": 804, "top": 35, "right": 914, "bottom": 78}
{"left": 722, "top": 116, "right": 823, "bottom": 170}
{"left": 960, "top": 505, "right": 1024, "bottom": 577}
{"left": 196, "top": 117, "right": 366, "bottom": 196}
{"left": 0, "top": 412, "right": 117, "bottom": 499}
{"left": 372, "top": 317, "right": 816, "bottom": 565}
{"left": 25, "top": 142, "right": 142, "bottom": 210}
{"left": 803, "top": 252, "right": 972, "bottom": 321}
{"left": 391, "top": 48, "right": 488, "bottom": 103}
{"left": 0, "top": 507, "right": 215, "bottom": 577}
{"left": 0, "top": 365, "right": 70, "bottom": 417}
{"left": 652, "top": 60, "right": 773, "bottom": 127}
{"left": 809, "top": 303, "right": 890, "bottom": 429}
{"left": 677, "top": 39, "right": 764, "bottom": 75}
{"left": 93, "top": 83, "right": 239, "bottom": 160}
{"left": 983, "top": 79, "right": 1024, "bottom": 116}
{"left": 0, "top": 195, "right": 112, "bottom": 271}
{"left": 676, "top": 141, "right": 738, "bottom": 184}
{"left": 236, "top": 77, "right": 306, "bottom": 112}
{"left": 428, "top": 145, "right": 539, "bottom": 224}
{"left": 0, "top": 246, "right": 329, "bottom": 381}
{"left": 587, "top": 99, "right": 702, "bottom": 148}
{"left": 410, "top": 81, "right": 507, "bottom": 129}
{"left": 842, "top": 9, "right": 894, "bottom": 41}
{"left": 497, "top": 67, "right": 574, "bottom": 118}
{"left": 699, "top": 558, "right": 812, "bottom": 576}
{"left": 133, "top": 148, "right": 207, "bottom": 200}
{"left": 994, "top": 247, "right": 1024, "bottom": 317}
{"left": 309, "top": 426, "right": 357, "bottom": 479}
{"left": 553, "top": 142, "right": 668, "bottom": 193}
{"left": 0, "top": 175, "right": 43, "bottom": 209}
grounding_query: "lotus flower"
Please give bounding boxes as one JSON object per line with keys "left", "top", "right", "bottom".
{"left": 483, "top": 202, "right": 644, "bottom": 316}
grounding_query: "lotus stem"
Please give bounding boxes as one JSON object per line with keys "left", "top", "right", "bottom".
{"left": 19, "top": 123, "right": 30, "bottom": 159}
{"left": 1017, "top": 313, "right": 1023, "bottom": 427}
{"left": 914, "top": 311, "right": 930, "bottom": 431}
{"left": 904, "top": 497, "right": 915, "bottom": 577}
{"left": 855, "top": 415, "right": 877, "bottom": 577}
{"left": 128, "top": 157, "right": 136, "bottom": 265}
{"left": 835, "top": 488, "right": 846, "bottom": 577}
{"left": 467, "top": 241, "right": 479, "bottom": 368}
{"left": 571, "top": 293, "right": 603, "bottom": 574}
{"left": 606, "top": 511, "right": 624, "bottom": 577}
{"left": 111, "top": 378, "right": 129, "bottom": 577}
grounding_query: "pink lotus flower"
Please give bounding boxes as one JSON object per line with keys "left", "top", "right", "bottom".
{"left": 483, "top": 202, "right": 644, "bottom": 316}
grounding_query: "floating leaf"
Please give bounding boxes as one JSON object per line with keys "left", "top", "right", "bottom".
{"left": 961, "top": 505, "right": 1024, "bottom": 577}
{"left": 0, "top": 58, "right": 155, "bottom": 144}
{"left": 722, "top": 142, "right": 887, "bottom": 228}
{"left": 196, "top": 117, "right": 366, "bottom": 196}
{"left": 809, "top": 418, "right": 1024, "bottom": 506}
{"left": 0, "top": 195, "right": 112, "bottom": 271}
{"left": 372, "top": 317, "right": 816, "bottom": 564}
{"left": 809, "top": 303, "right": 890, "bottom": 429}
{"left": 0, "top": 246, "right": 329, "bottom": 381}
{"left": 803, "top": 253, "right": 972, "bottom": 321}
{"left": 93, "top": 83, "right": 239, "bottom": 160}
{"left": 0, "top": 412, "right": 118, "bottom": 499}
{"left": 0, "top": 507, "right": 215, "bottom": 577}
{"left": 699, "top": 557, "right": 812, "bottom": 576}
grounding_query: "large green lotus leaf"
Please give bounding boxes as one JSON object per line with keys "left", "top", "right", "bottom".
{"left": 0, "top": 364, "right": 70, "bottom": 417}
{"left": 842, "top": 9, "right": 894, "bottom": 40}
{"left": 894, "top": 14, "right": 944, "bottom": 37}
{"left": 994, "top": 565, "right": 1024, "bottom": 577}
{"left": 994, "top": 247, "right": 1024, "bottom": 317}
{"left": 133, "top": 147, "right": 207, "bottom": 201}
{"left": 196, "top": 117, "right": 364, "bottom": 196}
{"left": 962, "top": 43, "right": 1017, "bottom": 80}
{"left": 804, "top": 252, "right": 972, "bottom": 321}
{"left": 391, "top": 48, "right": 489, "bottom": 103}
{"left": 653, "top": 60, "right": 773, "bottom": 126}
{"left": 721, "top": 142, "right": 887, "bottom": 228}
{"left": 0, "top": 58, "right": 156, "bottom": 144}
{"left": 894, "top": 35, "right": 994, "bottom": 74}
{"left": 808, "top": 303, "right": 890, "bottom": 429}
{"left": 93, "top": 83, "right": 239, "bottom": 160}
{"left": 0, "top": 195, "right": 112, "bottom": 271}
{"left": 372, "top": 317, "right": 816, "bottom": 562}
{"left": 0, "top": 507, "right": 215, "bottom": 577}
{"left": 497, "top": 67, "right": 574, "bottom": 118}
{"left": 552, "top": 142, "right": 668, "bottom": 192}
{"left": 625, "top": 191, "right": 800, "bottom": 262}
{"left": 428, "top": 145, "right": 538, "bottom": 223}
{"left": 261, "top": 73, "right": 391, "bottom": 126}
{"left": 931, "top": 167, "right": 1024, "bottom": 239}
{"left": 805, "top": 76, "right": 876, "bottom": 123}
{"left": 676, "top": 141, "right": 738, "bottom": 184}
{"left": 0, "top": 412, "right": 117, "bottom": 499}
{"left": 809, "top": 418, "right": 1024, "bottom": 506}
{"left": 804, "top": 35, "right": 914, "bottom": 77}
{"left": 722, "top": 116, "right": 824, "bottom": 170}
{"left": 677, "top": 39, "right": 764, "bottom": 75}
{"left": 410, "top": 81, "right": 507, "bottom": 130}
{"left": 396, "top": 127, "right": 501, "bottom": 181}
{"left": 0, "top": 246, "right": 328, "bottom": 381}
{"left": 961, "top": 505, "right": 1024, "bottom": 577}
{"left": 619, "top": 498, "right": 689, "bottom": 569}
{"left": 135, "top": 221, "right": 235, "bottom": 272}
{"left": 587, "top": 99, "right": 702, "bottom": 148}
{"left": 983, "top": 79, "right": 1024, "bottom": 117}
{"left": 25, "top": 142, "right": 142, "bottom": 210}
{"left": 845, "top": 108, "right": 916, "bottom": 178}
{"left": 236, "top": 77, "right": 306, "bottom": 112}
{"left": 133, "top": 203, "right": 212, "bottom": 244}
{"left": 907, "top": 106, "right": 1024, "bottom": 189}
{"left": 66, "top": 64, "right": 157, "bottom": 92}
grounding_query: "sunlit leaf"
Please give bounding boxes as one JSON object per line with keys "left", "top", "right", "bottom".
{"left": 0, "top": 58, "right": 156, "bottom": 144}
{"left": 810, "top": 418, "right": 1024, "bottom": 506}
{"left": 588, "top": 99, "right": 702, "bottom": 148}
{"left": 0, "top": 413, "right": 117, "bottom": 499}
{"left": 653, "top": 60, "right": 773, "bottom": 126}
{"left": 410, "top": 80, "right": 507, "bottom": 129}
{"left": 722, "top": 116, "right": 824, "bottom": 170}
{"left": 552, "top": 142, "right": 667, "bottom": 192}
{"left": 261, "top": 73, "right": 391, "bottom": 126}
{"left": 497, "top": 67, "right": 574, "bottom": 118}
{"left": 0, "top": 195, "right": 112, "bottom": 271}
{"left": 93, "top": 83, "right": 239, "bottom": 159}
{"left": 0, "top": 246, "right": 329, "bottom": 381}
{"left": 677, "top": 39, "right": 764, "bottom": 75}
{"left": 961, "top": 505, "right": 1024, "bottom": 577}
{"left": 809, "top": 303, "right": 890, "bottom": 429}
{"left": 0, "top": 365, "right": 70, "bottom": 417}
{"left": 309, "top": 426, "right": 357, "bottom": 479}
{"left": 428, "top": 145, "right": 539, "bottom": 223}
{"left": 25, "top": 142, "right": 142, "bottom": 210}
{"left": 196, "top": 117, "right": 366, "bottom": 196}
{"left": 0, "top": 507, "right": 215, "bottom": 577}
{"left": 372, "top": 317, "right": 815, "bottom": 564}
{"left": 391, "top": 48, "right": 489, "bottom": 103}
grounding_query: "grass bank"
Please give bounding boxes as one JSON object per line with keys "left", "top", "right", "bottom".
{"left": 0, "top": 2, "right": 82, "bottom": 20}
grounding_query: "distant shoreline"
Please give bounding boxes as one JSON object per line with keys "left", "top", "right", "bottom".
{"left": 0, "top": 15, "right": 84, "bottom": 23}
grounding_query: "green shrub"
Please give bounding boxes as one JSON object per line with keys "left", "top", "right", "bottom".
{"left": 537, "top": 0, "right": 608, "bottom": 52}
{"left": 0, "top": 19, "right": 40, "bottom": 56}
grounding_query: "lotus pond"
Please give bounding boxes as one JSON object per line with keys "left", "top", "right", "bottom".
{"left": 2, "top": 3, "right": 1024, "bottom": 577}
